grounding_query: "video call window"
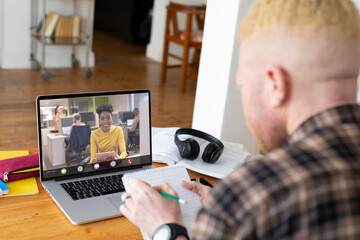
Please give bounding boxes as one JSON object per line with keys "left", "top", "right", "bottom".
{"left": 38, "top": 92, "right": 151, "bottom": 179}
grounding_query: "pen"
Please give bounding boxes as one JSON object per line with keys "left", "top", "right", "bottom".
{"left": 159, "top": 191, "right": 187, "bottom": 205}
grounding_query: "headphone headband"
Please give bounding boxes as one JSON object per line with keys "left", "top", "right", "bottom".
{"left": 175, "top": 128, "right": 224, "bottom": 149}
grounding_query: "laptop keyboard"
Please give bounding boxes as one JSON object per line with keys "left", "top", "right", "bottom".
{"left": 60, "top": 174, "right": 125, "bottom": 200}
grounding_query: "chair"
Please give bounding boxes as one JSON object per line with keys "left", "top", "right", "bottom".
{"left": 160, "top": 2, "right": 206, "bottom": 92}
{"left": 127, "top": 130, "right": 140, "bottom": 153}
{"left": 69, "top": 125, "right": 91, "bottom": 161}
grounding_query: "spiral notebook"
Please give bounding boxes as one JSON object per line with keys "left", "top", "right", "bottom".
{"left": 122, "top": 165, "right": 202, "bottom": 240}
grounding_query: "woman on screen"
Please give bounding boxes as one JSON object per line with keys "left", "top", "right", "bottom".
{"left": 72, "top": 113, "right": 86, "bottom": 127}
{"left": 90, "top": 103, "right": 127, "bottom": 163}
{"left": 53, "top": 106, "right": 64, "bottom": 131}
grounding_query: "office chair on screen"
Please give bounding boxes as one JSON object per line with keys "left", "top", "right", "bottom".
{"left": 69, "top": 125, "right": 91, "bottom": 163}
{"left": 128, "top": 130, "right": 140, "bottom": 153}
{"left": 161, "top": 2, "right": 206, "bottom": 92}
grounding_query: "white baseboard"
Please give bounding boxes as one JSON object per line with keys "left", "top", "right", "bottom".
{"left": 1, "top": 52, "right": 31, "bottom": 69}
{"left": 1, "top": 46, "right": 95, "bottom": 69}
{"left": 146, "top": 42, "right": 196, "bottom": 66}
{"left": 0, "top": 49, "right": 3, "bottom": 67}
{"left": 146, "top": 43, "right": 162, "bottom": 63}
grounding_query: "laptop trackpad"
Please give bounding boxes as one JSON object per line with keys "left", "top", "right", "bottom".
{"left": 107, "top": 195, "right": 123, "bottom": 211}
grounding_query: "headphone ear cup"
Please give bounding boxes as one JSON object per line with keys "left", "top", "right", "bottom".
{"left": 202, "top": 142, "right": 222, "bottom": 163}
{"left": 179, "top": 139, "right": 200, "bottom": 160}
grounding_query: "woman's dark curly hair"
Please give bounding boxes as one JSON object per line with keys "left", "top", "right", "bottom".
{"left": 96, "top": 103, "right": 113, "bottom": 116}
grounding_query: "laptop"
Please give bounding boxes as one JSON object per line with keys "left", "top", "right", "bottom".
{"left": 127, "top": 119, "right": 134, "bottom": 128}
{"left": 36, "top": 90, "right": 153, "bottom": 225}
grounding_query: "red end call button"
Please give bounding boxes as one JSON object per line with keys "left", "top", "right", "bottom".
{"left": 127, "top": 158, "right": 133, "bottom": 164}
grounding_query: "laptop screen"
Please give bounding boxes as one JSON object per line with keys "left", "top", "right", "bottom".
{"left": 127, "top": 119, "right": 134, "bottom": 128}
{"left": 36, "top": 90, "right": 152, "bottom": 181}
{"left": 62, "top": 126, "right": 72, "bottom": 136}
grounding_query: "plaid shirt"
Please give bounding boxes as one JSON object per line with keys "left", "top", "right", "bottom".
{"left": 192, "top": 104, "right": 360, "bottom": 239}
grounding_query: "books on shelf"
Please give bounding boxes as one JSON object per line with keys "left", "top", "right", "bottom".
{"left": 72, "top": 16, "right": 81, "bottom": 38}
{"left": 38, "top": 11, "right": 82, "bottom": 43}
{"left": 38, "top": 11, "right": 53, "bottom": 37}
{"left": 45, "top": 13, "right": 59, "bottom": 37}
{"left": 152, "top": 127, "right": 251, "bottom": 179}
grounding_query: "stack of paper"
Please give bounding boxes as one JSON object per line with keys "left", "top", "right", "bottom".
{"left": 151, "top": 127, "right": 251, "bottom": 179}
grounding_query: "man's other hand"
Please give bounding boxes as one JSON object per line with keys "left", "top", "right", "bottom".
{"left": 180, "top": 180, "right": 211, "bottom": 204}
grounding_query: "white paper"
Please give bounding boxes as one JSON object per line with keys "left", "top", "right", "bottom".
{"left": 122, "top": 165, "right": 202, "bottom": 240}
{"left": 151, "top": 127, "right": 251, "bottom": 179}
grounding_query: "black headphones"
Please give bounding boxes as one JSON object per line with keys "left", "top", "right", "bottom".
{"left": 174, "top": 128, "right": 224, "bottom": 164}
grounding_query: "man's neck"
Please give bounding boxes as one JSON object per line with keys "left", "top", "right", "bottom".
{"left": 287, "top": 99, "right": 357, "bottom": 134}
{"left": 286, "top": 77, "right": 358, "bottom": 134}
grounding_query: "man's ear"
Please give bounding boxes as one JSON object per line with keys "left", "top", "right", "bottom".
{"left": 265, "top": 65, "right": 289, "bottom": 107}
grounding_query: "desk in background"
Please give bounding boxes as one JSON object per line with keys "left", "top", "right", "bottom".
{"left": 0, "top": 149, "right": 218, "bottom": 239}
{"left": 47, "top": 134, "right": 67, "bottom": 166}
{"left": 41, "top": 128, "right": 67, "bottom": 167}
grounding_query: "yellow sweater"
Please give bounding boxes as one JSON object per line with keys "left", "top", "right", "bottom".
{"left": 90, "top": 125, "right": 127, "bottom": 163}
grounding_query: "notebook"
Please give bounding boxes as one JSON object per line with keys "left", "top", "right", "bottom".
{"left": 122, "top": 165, "right": 202, "bottom": 240}
{"left": 36, "top": 90, "right": 153, "bottom": 225}
{"left": 3, "top": 177, "right": 39, "bottom": 197}
{"left": 0, "top": 179, "right": 9, "bottom": 195}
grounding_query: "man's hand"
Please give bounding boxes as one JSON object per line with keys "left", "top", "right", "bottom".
{"left": 180, "top": 180, "right": 211, "bottom": 204}
{"left": 120, "top": 179, "right": 184, "bottom": 236}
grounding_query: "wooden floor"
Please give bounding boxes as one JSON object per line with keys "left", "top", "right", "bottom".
{"left": 0, "top": 31, "right": 198, "bottom": 151}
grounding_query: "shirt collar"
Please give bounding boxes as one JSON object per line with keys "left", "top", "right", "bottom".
{"left": 286, "top": 104, "right": 360, "bottom": 145}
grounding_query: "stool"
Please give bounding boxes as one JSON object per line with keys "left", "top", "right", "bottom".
{"left": 160, "top": 2, "right": 206, "bottom": 92}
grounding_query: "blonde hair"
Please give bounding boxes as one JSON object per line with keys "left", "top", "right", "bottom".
{"left": 73, "top": 113, "right": 81, "bottom": 121}
{"left": 238, "top": 0, "right": 360, "bottom": 39}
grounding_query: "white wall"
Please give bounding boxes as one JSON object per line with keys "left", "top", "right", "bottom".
{"left": 1, "top": 0, "right": 31, "bottom": 68}
{"left": 109, "top": 95, "right": 129, "bottom": 112}
{"left": 146, "top": 0, "right": 206, "bottom": 65}
{"left": 192, "top": 0, "right": 259, "bottom": 154}
{"left": 220, "top": 0, "right": 258, "bottom": 153}
{"left": 0, "top": 0, "right": 95, "bottom": 69}
{"left": 355, "top": 0, "right": 360, "bottom": 102}
{"left": 0, "top": 0, "right": 4, "bottom": 67}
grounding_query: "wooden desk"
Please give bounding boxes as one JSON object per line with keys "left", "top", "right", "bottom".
{"left": 0, "top": 149, "right": 218, "bottom": 239}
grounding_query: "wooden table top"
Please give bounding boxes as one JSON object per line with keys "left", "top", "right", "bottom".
{"left": 0, "top": 149, "right": 218, "bottom": 240}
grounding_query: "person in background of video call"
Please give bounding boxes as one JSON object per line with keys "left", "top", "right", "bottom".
{"left": 127, "top": 108, "right": 140, "bottom": 149}
{"left": 53, "top": 106, "right": 64, "bottom": 131}
{"left": 90, "top": 103, "right": 127, "bottom": 163}
{"left": 69, "top": 113, "right": 87, "bottom": 159}
{"left": 71, "top": 113, "right": 86, "bottom": 128}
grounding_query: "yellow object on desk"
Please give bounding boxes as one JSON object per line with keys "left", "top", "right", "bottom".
{"left": 3, "top": 177, "right": 39, "bottom": 197}
{"left": 12, "top": 167, "right": 40, "bottom": 173}
{"left": 0, "top": 150, "right": 30, "bottom": 160}
{"left": 0, "top": 150, "right": 39, "bottom": 197}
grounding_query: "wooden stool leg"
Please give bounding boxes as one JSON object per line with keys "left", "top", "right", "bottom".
{"left": 161, "top": 38, "right": 170, "bottom": 84}
{"left": 180, "top": 44, "right": 190, "bottom": 92}
{"left": 179, "top": 14, "right": 192, "bottom": 92}
{"left": 191, "top": 48, "right": 201, "bottom": 78}
{"left": 161, "top": 10, "right": 171, "bottom": 84}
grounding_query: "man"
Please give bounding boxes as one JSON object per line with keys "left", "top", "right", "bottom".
{"left": 120, "top": 0, "right": 360, "bottom": 239}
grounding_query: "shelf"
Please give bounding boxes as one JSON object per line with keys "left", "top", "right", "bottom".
{"left": 30, "top": 0, "right": 94, "bottom": 79}
{"left": 33, "top": 35, "right": 86, "bottom": 45}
